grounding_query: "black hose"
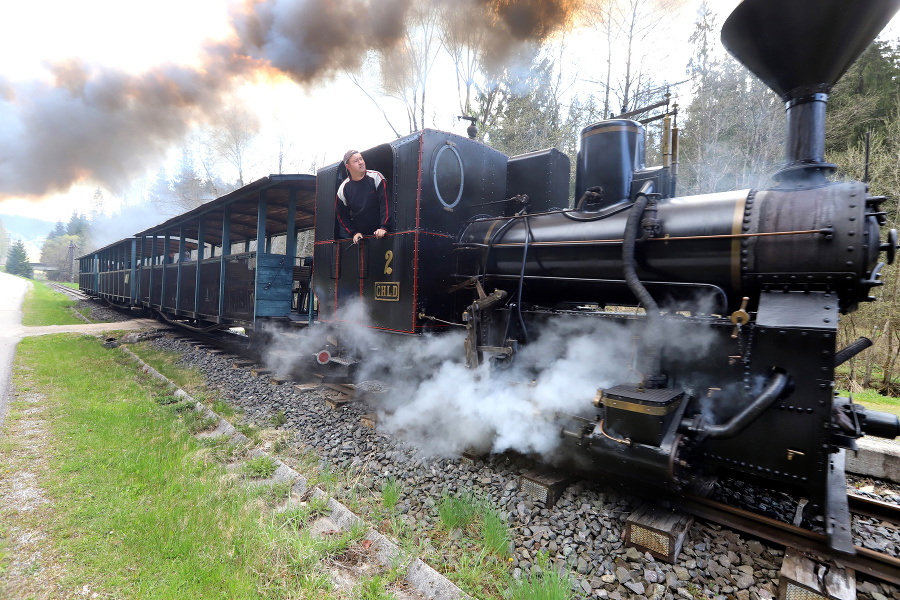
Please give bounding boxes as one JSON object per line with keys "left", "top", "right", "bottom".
{"left": 689, "top": 371, "right": 790, "bottom": 440}
{"left": 622, "top": 187, "right": 662, "bottom": 383}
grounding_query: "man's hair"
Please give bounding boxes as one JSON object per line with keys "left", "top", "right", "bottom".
{"left": 343, "top": 150, "right": 359, "bottom": 164}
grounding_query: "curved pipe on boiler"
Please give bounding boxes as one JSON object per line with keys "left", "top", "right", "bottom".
{"left": 622, "top": 182, "right": 664, "bottom": 386}
{"left": 682, "top": 370, "right": 790, "bottom": 440}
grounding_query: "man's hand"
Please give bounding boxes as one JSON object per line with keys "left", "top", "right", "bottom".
{"left": 374, "top": 228, "right": 387, "bottom": 239}
{"left": 353, "top": 232, "right": 363, "bottom": 244}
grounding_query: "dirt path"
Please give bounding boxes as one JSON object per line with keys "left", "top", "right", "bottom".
{"left": 0, "top": 272, "right": 29, "bottom": 428}
{"left": 20, "top": 319, "right": 158, "bottom": 338}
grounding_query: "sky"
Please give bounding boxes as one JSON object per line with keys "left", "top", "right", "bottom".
{"left": 0, "top": 0, "right": 895, "bottom": 228}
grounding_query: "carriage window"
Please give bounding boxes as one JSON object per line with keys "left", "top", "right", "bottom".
{"left": 433, "top": 143, "right": 464, "bottom": 210}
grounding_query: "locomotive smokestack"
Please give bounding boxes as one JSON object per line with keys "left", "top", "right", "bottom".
{"left": 721, "top": 0, "right": 900, "bottom": 184}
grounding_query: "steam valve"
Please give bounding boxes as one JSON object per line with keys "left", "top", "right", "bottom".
{"left": 458, "top": 116, "right": 478, "bottom": 139}
{"left": 731, "top": 297, "right": 750, "bottom": 339}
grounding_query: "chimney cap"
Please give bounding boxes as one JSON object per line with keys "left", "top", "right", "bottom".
{"left": 722, "top": 0, "right": 900, "bottom": 99}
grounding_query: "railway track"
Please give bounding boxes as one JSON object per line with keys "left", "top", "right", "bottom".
{"left": 46, "top": 282, "right": 90, "bottom": 301}
{"left": 164, "top": 326, "right": 359, "bottom": 402}
{"left": 669, "top": 492, "right": 900, "bottom": 585}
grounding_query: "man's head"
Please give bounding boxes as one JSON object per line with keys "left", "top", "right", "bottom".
{"left": 344, "top": 150, "right": 366, "bottom": 181}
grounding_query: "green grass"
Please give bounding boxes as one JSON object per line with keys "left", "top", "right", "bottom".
{"left": 20, "top": 280, "right": 84, "bottom": 326}
{"left": 353, "top": 573, "right": 397, "bottom": 600}
{"left": 0, "top": 333, "right": 364, "bottom": 599}
{"left": 130, "top": 341, "right": 210, "bottom": 401}
{"left": 481, "top": 508, "right": 511, "bottom": 557}
{"left": 277, "top": 496, "right": 330, "bottom": 530}
{"left": 381, "top": 477, "right": 401, "bottom": 511}
{"left": 3, "top": 333, "right": 566, "bottom": 599}
{"left": 504, "top": 553, "right": 571, "bottom": 600}
{"left": 438, "top": 492, "right": 480, "bottom": 531}
{"left": 243, "top": 455, "right": 278, "bottom": 478}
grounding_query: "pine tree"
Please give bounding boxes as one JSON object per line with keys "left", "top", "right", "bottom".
{"left": 48, "top": 221, "right": 66, "bottom": 239}
{"left": 66, "top": 211, "right": 89, "bottom": 237}
{"left": 6, "top": 240, "right": 33, "bottom": 279}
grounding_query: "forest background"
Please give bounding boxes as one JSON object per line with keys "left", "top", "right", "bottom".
{"left": 2, "top": 0, "right": 899, "bottom": 392}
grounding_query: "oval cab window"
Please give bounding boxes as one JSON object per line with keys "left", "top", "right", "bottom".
{"left": 433, "top": 144, "right": 464, "bottom": 210}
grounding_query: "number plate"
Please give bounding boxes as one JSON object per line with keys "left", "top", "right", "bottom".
{"left": 374, "top": 282, "right": 400, "bottom": 301}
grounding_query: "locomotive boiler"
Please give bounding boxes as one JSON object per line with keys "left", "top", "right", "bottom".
{"left": 453, "top": 0, "right": 900, "bottom": 553}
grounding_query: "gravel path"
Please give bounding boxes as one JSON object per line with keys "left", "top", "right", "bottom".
{"left": 149, "top": 334, "right": 900, "bottom": 600}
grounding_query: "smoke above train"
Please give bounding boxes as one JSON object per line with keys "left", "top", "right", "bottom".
{"left": 0, "top": 0, "right": 584, "bottom": 200}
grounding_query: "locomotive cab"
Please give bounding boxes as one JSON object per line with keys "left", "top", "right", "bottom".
{"left": 313, "top": 129, "right": 508, "bottom": 334}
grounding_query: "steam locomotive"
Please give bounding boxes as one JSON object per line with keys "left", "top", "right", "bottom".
{"left": 79, "top": 0, "right": 900, "bottom": 554}
{"left": 314, "top": 0, "right": 900, "bottom": 554}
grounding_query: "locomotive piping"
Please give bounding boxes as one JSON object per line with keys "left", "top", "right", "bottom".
{"left": 684, "top": 370, "right": 789, "bottom": 440}
{"left": 516, "top": 215, "right": 533, "bottom": 343}
{"left": 834, "top": 337, "right": 873, "bottom": 368}
{"left": 622, "top": 182, "right": 664, "bottom": 387}
{"left": 730, "top": 193, "right": 747, "bottom": 294}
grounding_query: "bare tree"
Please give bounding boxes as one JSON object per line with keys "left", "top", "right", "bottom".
{"left": 378, "top": 1, "right": 443, "bottom": 133}
{"left": 348, "top": 67, "right": 403, "bottom": 138}
{"left": 210, "top": 106, "right": 259, "bottom": 186}
{"left": 439, "top": 0, "right": 487, "bottom": 116}
{"left": 582, "top": 0, "right": 683, "bottom": 116}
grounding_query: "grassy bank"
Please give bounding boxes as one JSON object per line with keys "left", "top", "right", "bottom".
{"left": 20, "top": 280, "right": 85, "bottom": 326}
{"left": 0, "top": 335, "right": 567, "bottom": 599}
{"left": 0, "top": 335, "right": 355, "bottom": 598}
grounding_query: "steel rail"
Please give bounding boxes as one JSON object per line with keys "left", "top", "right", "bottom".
{"left": 674, "top": 494, "right": 900, "bottom": 585}
{"left": 46, "top": 282, "right": 90, "bottom": 300}
{"left": 848, "top": 493, "right": 900, "bottom": 526}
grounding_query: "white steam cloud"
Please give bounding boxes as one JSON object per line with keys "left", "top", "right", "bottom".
{"left": 263, "top": 299, "right": 721, "bottom": 460}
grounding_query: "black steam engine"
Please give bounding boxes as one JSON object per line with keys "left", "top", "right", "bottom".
{"left": 79, "top": 0, "right": 900, "bottom": 556}
{"left": 447, "top": 0, "right": 900, "bottom": 554}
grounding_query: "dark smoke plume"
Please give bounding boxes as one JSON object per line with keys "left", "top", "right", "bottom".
{"left": 0, "top": 0, "right": 583, "bottom": 200}
{"left": 483, "top": 0, "right": 582, "bottom": 40}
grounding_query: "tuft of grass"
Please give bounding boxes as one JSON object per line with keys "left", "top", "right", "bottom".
{"left": 438, "top": 492, "right": 479, "bottom": 531}
{"left": 354, "top": 574, "right": 397, "bottom": 600}
{"left": 211, "top": 399, "right": 236, "bottom": 418}
{"left": 20, "top": 281, "right": 84, "bottom": 326}
{"left": 481, "top": 507, "right": 511, "bottom": 557}
{"left": 246, "top": 481, "right": 291, "bottom": 507}
{"left": 270, "top": 410, "right": 287, "bottom": 427}
{"left": 243, "top": 455, "right": 277, "bottom": 479}
{"left": 235, "top": 423, "right": 261, "bottom": 444}
{"left": 504, "top": 553, "right": 571, "bottom": 600}
{"left": 277, "top": 496, "right": 330, "bottom": 530}
{"left": 154, "top": 394, "right": 181, "bottom": 405}
{"left": 381, "top": 477, "right": 401, "bottom": 511}
{"left": 183, "top": 412, "right": 218, "bottom": 434}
